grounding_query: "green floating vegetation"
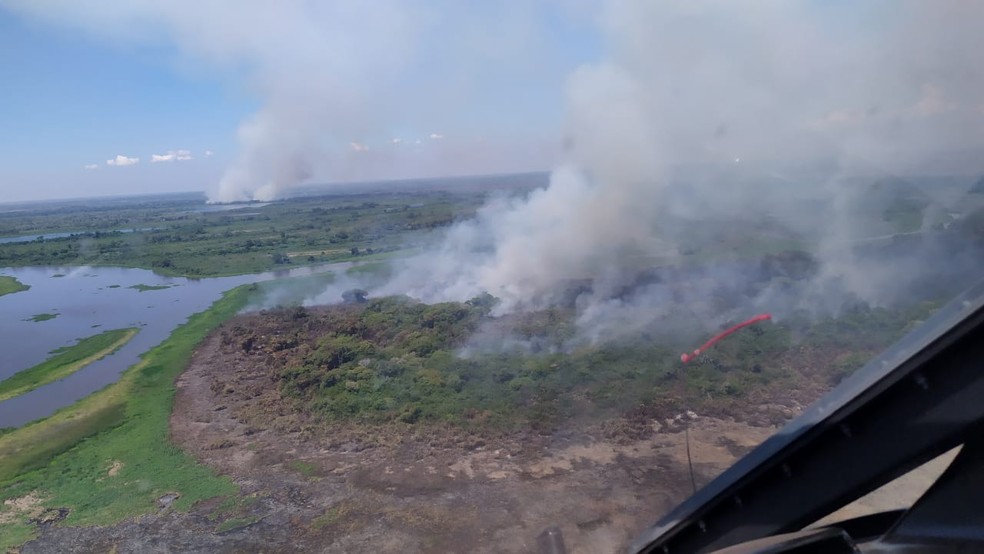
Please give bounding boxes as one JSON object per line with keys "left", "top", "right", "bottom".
{"left": 24, "top": 313, "right": 58, "bottom": 323}
{"left": 128, "top": 283, "right": 174, "bottom": 292}
{"left": 0, "top": 328, "right": 138, "bottom": 403}
{"left": 0, "top": 276, "right": 30, "bottom": 298}
{"left": 0, "top": 284, "right": 255, "bottom": 549}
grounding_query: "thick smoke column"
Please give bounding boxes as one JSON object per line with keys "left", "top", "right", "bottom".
{"left": 2, "top": 1, "right": 426, "bottom": 202}
{"left": 6, "top": 0, "right": 983, "bottom": 335}
{"left": 384, "top": 0, "right": 984, "bottom": 338}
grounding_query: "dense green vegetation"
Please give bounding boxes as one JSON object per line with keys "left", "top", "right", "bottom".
{"left": 0, "top": 275, "right": 29, "bottom": 297}
{"left": 0, "top": 328, "right": 137, "bottom": 402}
{"left": 0, "top": 285, "right": 255, "bottom": 549}
{"left": 3, "top": 176, "right": 981, "bottom": 279}
{"left": 0, "top": 189, "right": 495, "bottom": 277}
{"left": 247, "top": 295, "right": 939, "bottom": 433}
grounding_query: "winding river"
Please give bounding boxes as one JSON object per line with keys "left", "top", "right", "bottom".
{"left": 0, "top": 263, "right": 351, "bottom": 428}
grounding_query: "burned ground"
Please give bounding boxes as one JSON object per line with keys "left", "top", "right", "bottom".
{"left": 19, "top": 295, "right": 933, "bottom": 553}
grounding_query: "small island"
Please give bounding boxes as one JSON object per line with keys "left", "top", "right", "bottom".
{"left": 0, "top": 328, "right": 139, "bottom": 402}
{"left": 24, "top": 313, "right": 58, "bottom": 323}
{"left": 128, "top": 284, "right": 175, "bottom": 292}
{"left": 0, "top": 276, "right": 30, "bottom": 298}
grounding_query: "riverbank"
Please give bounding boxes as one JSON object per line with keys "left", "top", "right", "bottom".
{"left": 0, "top": 284, "right": 255, "bottom": 550}
{"left": 0, "top": 328, "right": 138, "bottom": 402}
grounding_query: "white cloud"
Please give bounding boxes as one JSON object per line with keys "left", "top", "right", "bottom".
{"left": 204, "top": 149, "right": 214, "bottom": 157}
{"left": 83, "top": 163, "right": 99, "bottom": 170}
{"left": 150, "top": 149, "right": 193, "bottom": 163}
{"left": 391, "top": 138, "right": 402, "bottom": 144}
{"left": 429, "top": 133, "right": 444, "bottom": 140}
{"left": 349, "top": 142, "right": 369, "bottom": 152}
{"left": 106, "top": 154, "right": 139, "bottom": 166}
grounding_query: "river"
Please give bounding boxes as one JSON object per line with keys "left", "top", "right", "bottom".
{"left": 0, "top": 262, "right": 352, "bottom": 428}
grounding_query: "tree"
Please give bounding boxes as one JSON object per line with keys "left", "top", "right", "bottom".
{"left": 272, "top": 251, "right": 291, "bottom": 264}
{"left": 342, "top": 289, "right": 369, "bottom": 304}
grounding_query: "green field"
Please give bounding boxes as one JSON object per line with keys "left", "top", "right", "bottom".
{"left": 0, "top": 285, "right": 255, "bottom": 549}
{"left": 0, "top": 328, "right": 138, "bottom": 403}
{"left": 0, "top": 275, "right": 29, "bottom": 297}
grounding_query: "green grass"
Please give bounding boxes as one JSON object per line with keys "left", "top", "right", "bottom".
{"left": 0, "top": 284, "right": 256, "bottom": 548}
{"left": 24, "top": 313, "right": 58, "bottom": 322}
{"left": 0, "top": 275, "right": 29, "bottom": 297}
{"left": 128, "top": 283, "right": 174, "bottom": 292}
{"left": 215, "top": 516, "right": 261, "bottom": 534}
{"left": 0, "top": 328, "right": 138, "bottom": 402}
{"left": 287, "top": 460, "right": 318, "bottom": 477}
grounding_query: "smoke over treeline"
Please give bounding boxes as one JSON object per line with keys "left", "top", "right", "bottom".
{"left": 378, "top": 0, "right": 984, "bottom": 342}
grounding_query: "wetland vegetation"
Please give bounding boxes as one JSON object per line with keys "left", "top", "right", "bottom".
{"left": 0, "top": 275, "right": 29, "bottom": 297}
{"left": 0, "top": 286, "right": 253, "bottom": 549}
{"left": 0, "top": 174, "right": 981, "bottom": 551}
{"left": 0, "top": 183, "right": 507, "bottom": 278}
{"left": 0, "top": 328, "right": 137, "bottom": 403}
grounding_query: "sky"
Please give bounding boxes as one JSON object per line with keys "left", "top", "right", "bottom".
{"left": 0, "top": 12, "right": 247, "bottom": 201}
{"left": 1, "top": 1, "right": 982, "bottom": 204}
{"left": 0, "top": 1, "right": 602, "bottom": 203}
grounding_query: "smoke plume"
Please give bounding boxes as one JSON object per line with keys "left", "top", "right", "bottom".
{"left": 2, "top": 0, "right": 578, "bottom": 202}
{"left": 381, "top": 0, "right": 984, "bottom": 342}
{"left": 8, "top": 1, "right": 983, "bottom": 341}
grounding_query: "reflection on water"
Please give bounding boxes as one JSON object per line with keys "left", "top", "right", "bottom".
{"left": 0, "top": 262, "right": 351, "bottom": 427}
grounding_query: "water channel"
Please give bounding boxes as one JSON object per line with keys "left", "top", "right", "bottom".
{"left": 0, "top": 262, "right": 351, "bottom": 427}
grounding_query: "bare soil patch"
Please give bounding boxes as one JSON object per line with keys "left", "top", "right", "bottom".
{"left": 22, "top": 313, "right": 809, "bottom": 553}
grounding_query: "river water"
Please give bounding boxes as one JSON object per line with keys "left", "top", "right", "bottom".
{"left": 0, "top": 263, "right": 351, "bottom": 428}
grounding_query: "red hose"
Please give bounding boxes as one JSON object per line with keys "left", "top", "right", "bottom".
{"left": 680, "top": 313, "right": 772, "bottom": 363}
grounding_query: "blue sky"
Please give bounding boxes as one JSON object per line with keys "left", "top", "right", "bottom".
{"left": 0, "top": 13, "right": 258, "bottom": 201}
{"left": 7, "top": 1, "right": 976, "bottom": 204}
{"left": 0, "top": 2, "right": 603, "bottom": 202}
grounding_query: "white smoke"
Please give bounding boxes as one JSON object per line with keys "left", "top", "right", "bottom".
{"left": 8, "top": 1, "right": 984, "bottom": 340}
{"left": 2, "top": 0, "right": 578, "bottom": 202}
{"left": 381, "top": 0, "right": 984, "bottom": 341}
